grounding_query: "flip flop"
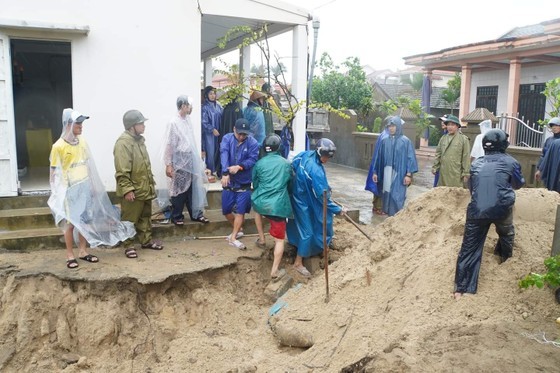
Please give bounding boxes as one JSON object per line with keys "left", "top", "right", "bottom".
{"left": 271, "top": 268, "right": 286, "bottom": 282}
{"left": 66, "top": 259, "right": 79, "bottom": 269}
{"left": 141, "top": 242, "right": 164, "bottom": 250}
{"left": 79, "top": 254, "right": 99, "bottom": 263}
{"left": 294, "top": 265, "right": 311, "bottom": 277}
{"left": 173, "top": 220, "right": 185, "bottom": 226}
{"left": 255, "top": 238, "right": 267, "bottom": 249}
{"left": 125, "top": 248, "right": 138, "bottom": 258}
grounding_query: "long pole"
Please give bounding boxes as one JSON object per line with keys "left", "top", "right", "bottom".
{"left": 323, "top": 190, "right": 329, "bottom": 303}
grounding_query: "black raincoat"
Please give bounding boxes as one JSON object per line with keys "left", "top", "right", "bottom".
{"left": 454, "top": 152, "right": 525, "bottom": 294}
{"left": 537, "top": 132, "right": 560, "bottom": 193}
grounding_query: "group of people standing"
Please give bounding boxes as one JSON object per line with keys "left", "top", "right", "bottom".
{"left": 48, "top": 87, "right": 344, "bottom": 281}
{"left": 364, "top": 114, "right": 532, "bottom": 300}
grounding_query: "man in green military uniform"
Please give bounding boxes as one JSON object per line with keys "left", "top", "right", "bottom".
{"left": 432, "top": 114, "right": 471, "bottom": 187}
{"left": 252, "top": 134, "right": 293, "bottom": 281}
{"left": 114, "top": 109, "right": 163, "bottom": 258}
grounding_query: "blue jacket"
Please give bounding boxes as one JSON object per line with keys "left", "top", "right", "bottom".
{"left": 243, "top": 102, "right": 266, "bottom": 145}
{"left": 220, "top": 133, "right": 259, "bottom": 188}
{"left": 287, "top": 151, "right": 341, "bottom": 257}
{"left": 467, "top": 152, "right": 525, "bottom": 220}
{"left": 365, "top": 128, "right": 389, "bottom": 195}
{"left": 537, "top": 133, "right": 560, "bottom": 193}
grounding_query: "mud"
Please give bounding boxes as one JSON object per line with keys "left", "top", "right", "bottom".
{"left": 1, "top": 187, "right": 560, "bottom": 372}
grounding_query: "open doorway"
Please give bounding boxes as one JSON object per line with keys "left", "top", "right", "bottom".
{"left": 11, "top": 39, "right": 72, "bottom": 192}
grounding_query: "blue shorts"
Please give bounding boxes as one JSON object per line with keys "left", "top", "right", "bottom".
{"left": 222, "top": 189, "right": 252, "bottom": 215}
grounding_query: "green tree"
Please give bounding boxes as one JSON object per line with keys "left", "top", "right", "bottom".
{"left": 311, "top": 53, "right": 374, "bottom": 124}
{"left": 401, "top": 72, "right": 424, "bottom": 92}
{"left": 441, "top": 73, "right": 461, "bottom": 115}
{"left": 541, "top": 77, "right": 560, "bottom": 125}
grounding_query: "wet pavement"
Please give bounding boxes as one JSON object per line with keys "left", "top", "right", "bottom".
{"left": 326, "top": 156, "right": 434, "bottom": 224}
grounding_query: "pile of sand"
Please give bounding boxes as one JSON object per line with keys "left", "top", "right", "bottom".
{"left": 2, "top": 188, "right": 560, "bottom": 372}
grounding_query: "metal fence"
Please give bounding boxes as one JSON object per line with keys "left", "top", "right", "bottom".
{"left": 497, "top": 114, "right": 551, "bottom": 148}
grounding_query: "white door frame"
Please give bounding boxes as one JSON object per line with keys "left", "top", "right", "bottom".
{"left": 0, "top": 32, "right": 18, "bottom": 197}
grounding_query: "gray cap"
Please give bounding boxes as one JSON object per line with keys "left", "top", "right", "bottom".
{"left": 123, "top": 110, "right": 148, "bottom": 129}
{"left": 549, "top": 117, "right": 560, "bottom": 127}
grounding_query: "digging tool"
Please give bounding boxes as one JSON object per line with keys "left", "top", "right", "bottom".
{"left": 333, "top": 199, "right": 374, "bottom": 242}
{"left": 323, "top": 190, "right": 330, "bottom": 303}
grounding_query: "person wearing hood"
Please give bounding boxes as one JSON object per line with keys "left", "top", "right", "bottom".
{"left": 201, "top": 85, "right": 223, "bottom": 175}
{"left": 454, "top": 129, "right": 525, "bottom": 299}
{"left": 432, "top": 114, "right": 471, "bottom": 187}
{"left": 114, "top": 109, "right": 163, "bottom": 258}
{"left": 370, "top": 116, "right": 418, "bottom": 216}
{"left": 470, "top": 120, "right": 493, "bottom": 161}
{"left": 49, "top": 109, "right": 135, "bottom": 268}
{"left": 287, "top": 138, "right": 346, "bottom": 277}
{"left": 244, "top": 90, "right": 267, "bottom": 146}
{"left": 536, "top": 117, "right": 560, "bottom": 193}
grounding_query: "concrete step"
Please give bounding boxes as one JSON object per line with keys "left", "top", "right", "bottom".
{"left": 416, "top": 146, "right": 436, "bottom": 158}
{"left": 0, "top": 209, "right": 262, "bottom": 251}
{"left": 0, "top": 189, "right": 224, "bottom": 211}
{"left": 0, "top": 207, "right": 54, "bottom": 230}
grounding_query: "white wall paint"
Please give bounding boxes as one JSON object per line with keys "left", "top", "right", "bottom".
{"left": 470, "top": 64, "right": 560, "bottom": 117}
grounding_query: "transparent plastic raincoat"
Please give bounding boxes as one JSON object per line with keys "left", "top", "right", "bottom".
{"left": 47, "top": 109, "right": 135, "bottom": 247}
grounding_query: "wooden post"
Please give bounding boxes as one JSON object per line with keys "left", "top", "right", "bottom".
{"left": 323, "top": 190, "right": 329, "bottom": 303}
{"left": 551, "top": 205, "right": 560, "bottom": 257}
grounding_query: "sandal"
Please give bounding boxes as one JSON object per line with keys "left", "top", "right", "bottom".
{"left": 79, "top": 254, "right": 99, "bottom": 263}
{"left": 125, "top": 248, "right": 138, "bottom": 259}
{"left": 141, "top": 242, "right": 164, "bottom": 250}
{"left": 271, "top": 268, "right": 286, "bottom": 282}
{"left": 66, "top": 259, "right": 79, "bottom": 269}
{"left": 192, "top": 216, "right": 210, "bottom": 224}
{"left": 294, "top": 265, "right": 311, "bottom": 277}
{"left": 228, "top": 238, "right": 246, "bottom": 250}
{"left": 173, "top": 220, "right": 185, "bottom": 226}
{"left": 373, "top": 209, "right": 388, "bottom": 216}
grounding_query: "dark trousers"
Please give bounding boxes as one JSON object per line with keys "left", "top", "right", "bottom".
{"left": 171, "top": 184, "right": 201, "bottom": 222}
{"left": 454, "top": 211, "right": 514, "bottom": 294}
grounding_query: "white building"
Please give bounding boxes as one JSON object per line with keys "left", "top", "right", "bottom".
{"left": 0, "top": 0, "right": 311, "bottom": 196}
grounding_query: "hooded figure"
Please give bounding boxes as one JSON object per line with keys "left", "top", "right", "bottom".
{"left": 370, "top": 116, "right": 418, "bottom": 216}
{"left": 470, "top": 120, "right": 493, "bottom": 160}
{"left": 244, "top": 90, "right": 267, "bottom": 145}
{"left": 536, "top": 117, "right": 560, "bottom": 192}
{"left": 48, "top": 109, "right": 135, "bottom": 265}
{"left": 201, "top": 85, "right": 223, "bottom": 173}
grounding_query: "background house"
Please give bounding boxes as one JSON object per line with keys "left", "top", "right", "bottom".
{"left": 0, "top": 0, "right": 311, "bottom": 196}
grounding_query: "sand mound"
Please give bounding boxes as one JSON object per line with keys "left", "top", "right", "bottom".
{"left": 2, "top": 188, "right": 560, "bottom": 372}
{"left": 273, "top": 187, "right": 560, "bottom": 371}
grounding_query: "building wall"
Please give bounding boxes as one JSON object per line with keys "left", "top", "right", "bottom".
{"left": 1, "top": 0, "right": 204, "bottom": 190}
{"left": 470, "top": 65, "right": 559, "bottom": 116}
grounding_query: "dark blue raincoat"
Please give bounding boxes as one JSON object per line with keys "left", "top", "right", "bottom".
{"left": 455, "top": 151, "right": 525, "bottom": 295}
{"left": 370, "top": 122, "right": 417, "bottom": 216}
{"left": 537, "top": 132, "right": 560, "bottom": 193}
{"left": 364, "top": 128, "right": 389, "bottom": 196}
{"left": 287, "top": 150, "right": 341, "bottom": 258}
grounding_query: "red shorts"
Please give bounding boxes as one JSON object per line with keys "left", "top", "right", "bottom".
{"left": 268, "top": 218, "right": 286, "bottom": 239}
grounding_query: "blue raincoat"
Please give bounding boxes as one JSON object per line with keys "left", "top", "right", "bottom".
{"left": 287, "top": 151, "right": 342, "bottom": 257}
{"left": 537, "top": 132, "right": 560, "bottom": 192}
{"left": 243, "top": 101, "right": 266, "bottom": 146}
{"left": 371, "top": 121, "right": 418, "bottom": 216}
{"left": 365, "top": 128, "right": 389, "bottom": 196}
{"left": 201, "top": 98, "right": 223, "bottom": 173}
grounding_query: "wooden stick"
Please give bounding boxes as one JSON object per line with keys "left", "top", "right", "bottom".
{"left": 323, "top": 190, "right": 330, "bottom": 303}
{"left": 332, "top": 199, "right": 374, "bottom": 242}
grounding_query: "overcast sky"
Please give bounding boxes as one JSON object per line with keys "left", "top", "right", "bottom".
{"left": 272, "top": 0, "right": 558, "bottom": 71}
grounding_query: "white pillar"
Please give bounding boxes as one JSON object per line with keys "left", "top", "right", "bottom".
{"left": 291, "top": 24, "right": 308, "bottom": 153}
{"left": 240, "top": 45, "right": 251, "bottom": 107}
{"left": 204, "top": 59, "right": 213, "bottom": 87}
